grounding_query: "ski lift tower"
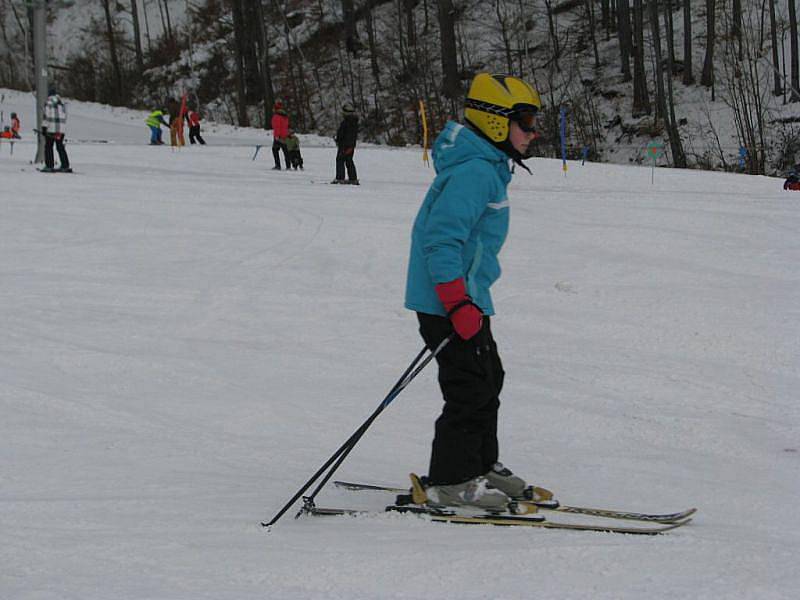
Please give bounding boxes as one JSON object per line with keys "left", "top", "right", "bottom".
{"left": 29, "top": 0, "right": 75, "bottom": 164}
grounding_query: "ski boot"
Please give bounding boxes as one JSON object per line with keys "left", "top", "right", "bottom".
{"left": 485, "top": 462, "right": 559, "bottom": 508}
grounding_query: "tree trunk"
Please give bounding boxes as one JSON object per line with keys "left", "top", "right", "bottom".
{"left": 229, "top": 0, "right": 250, "bottom": 125}
{"left": 586, "top": 0, "right": 601, "bottom": 68}
{"left": 365, "top": 0, "right": 382, "bottom": 90}
{"left": 733, "top": 0, "right": 743, "bottom": 60}
{"left": 768, "top": 0, "right": 782, "bottom": 96}
{"left": 683, "top": 0, "right": 694, "bottom": 84}
{"left": 649, "top": 0, "right": 667, "bottom": 124}
{"left": 130, "top": 0, "right": 144, "bottom": 71}
{"left": 701, "top": 0, "right": 715, "bottom": 88}
{"left": 661, "top": 0, "right": 687, "bottom": 166}
{"left": 100, "top": 0, "right": 123, "bottom": 104}
{"left": 618, "top": 0, "right": 632, "bottom": 81}
{"left": 163, "top": 0, "right": 174, "bottom": 42}
{"left": 253, "top": 0, "right": 275, "bottom": 127}
{"left": 544, "top": 0, "right": 561, "bottom": 72}
{"left": 790, "top": 0, "right": 800, "bottom": 101}
{"left": 436, "top": 0, "right": 461, "bottom": 100}
{"left": 342, "top": 0, "right": 360, "bottom": 54}
{"left": 632, "top": 0, "right": 650, "bottom": 114}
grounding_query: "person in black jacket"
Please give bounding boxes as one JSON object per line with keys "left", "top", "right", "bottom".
{"left": 332, "top": 103, "right": 359, "bottom": 184}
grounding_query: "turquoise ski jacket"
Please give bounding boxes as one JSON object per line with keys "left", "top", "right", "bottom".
{"left": 405, "top": 121, "right": 512, "bottom": 317}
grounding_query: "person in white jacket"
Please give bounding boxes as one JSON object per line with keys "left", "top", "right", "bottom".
{"left": 41, "top": 87, "right": 71, "bottom": 173}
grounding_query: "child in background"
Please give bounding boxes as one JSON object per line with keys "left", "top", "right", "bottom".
{"left": 285, "top": 129, "right": 303, "bottom": 170}
{"left": 10, "top": 112, "right": 21, "bottom": 139}
{"left": 186, "top": 109, "right": 206, "bottom": 145}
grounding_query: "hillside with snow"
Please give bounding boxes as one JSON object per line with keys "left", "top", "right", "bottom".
{"left": 1, "top": 90, "right": 799, "bottom": 599}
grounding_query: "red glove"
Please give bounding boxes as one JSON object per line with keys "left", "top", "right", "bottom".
{"left": 435, "top": 278, "right": 483, "bottom": 340}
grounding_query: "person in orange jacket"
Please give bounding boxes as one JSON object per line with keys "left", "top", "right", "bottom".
{"left": 271, "top": 100, "right": 290, "bottom": 170}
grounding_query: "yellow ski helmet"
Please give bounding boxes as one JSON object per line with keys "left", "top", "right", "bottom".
{"left": 464, "top": 73, "right": 541, "bottom": 142}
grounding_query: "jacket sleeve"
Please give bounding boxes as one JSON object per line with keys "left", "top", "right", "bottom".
{"left": 421, "top": 161, "right": 495, "bottom": 284}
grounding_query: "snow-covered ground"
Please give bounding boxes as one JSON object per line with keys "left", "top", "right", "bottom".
{"left": 2, "top": 89, "right": 799, "bottom": 599}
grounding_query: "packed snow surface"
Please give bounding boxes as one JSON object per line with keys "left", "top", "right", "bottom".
{"left": 1, "top": 89, "right": 799, "bottom": 599}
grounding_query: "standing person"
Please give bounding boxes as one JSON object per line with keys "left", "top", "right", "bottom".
{"left": 145, "top": 108, "right": 168, "bottom": 144}
{"left": 10, "top": 112, "right": 21, "bottom": 139}
{"left": 41, "top": 87, "right": 71, "bottom": 173}
{"left": 186, "top": 109, "right": 206, "bottom": 145}
{"left": 285, "top": 128, "right": 303, "bottom": 170}
{"left": 271, "top": 99, "right": 290, "bottom": 170}
{"left": 167, "top": 97, "right": 183, "bottom": 147}
{"left": 404, "top": 73, "right": 542, "bottom": 510}
{"left": 331, "top": 103, "right": 358, "bottom": 184}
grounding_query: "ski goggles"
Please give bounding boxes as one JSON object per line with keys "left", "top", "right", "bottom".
{"left": 511, "top": 109, "right": 539, "bottom": 133}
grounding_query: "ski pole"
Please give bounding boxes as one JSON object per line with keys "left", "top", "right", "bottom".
{"left": 262, "top": 335, "right": 452, "bottom": 529}
{"left": 302, "top": 335, "right": 453, "bottom": 507}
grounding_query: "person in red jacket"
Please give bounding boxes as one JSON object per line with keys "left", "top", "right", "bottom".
{"left": 186, "top": 109, "right": 206, "bottom": 145}
{"left": 271, "top": 100, "right": 290, "bottom": 170}
{"left": 10, "top": 112, "right": 21, "bottom": 139}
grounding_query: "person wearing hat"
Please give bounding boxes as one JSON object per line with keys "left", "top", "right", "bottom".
{"left": 331, "top": 103, "right": 359, "bottom": 184}
{"left": 285, "top": 128, "right": 303, "bottom": 170}
{"left": 271, "top": 100, "right": 290, "bottom": 170}
{"left": 404, "top": 73, "right": 543, "bottom": 511}
{"left": 41, "top": 87, "right": 71, "bottom": 173}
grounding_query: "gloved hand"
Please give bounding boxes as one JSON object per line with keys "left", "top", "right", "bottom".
{"left": 54, "top": 132, "right": 63, "bottom": 141}
{"left": 435, "top": 278, "right": 483, "bottom": 340}
{"left": 40, "top": 126, "right": 48, "bottom": 136}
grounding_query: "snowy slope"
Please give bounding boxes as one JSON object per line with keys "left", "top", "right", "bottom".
{"left": 1, "top": 89, "right": 799, "bottom": 600}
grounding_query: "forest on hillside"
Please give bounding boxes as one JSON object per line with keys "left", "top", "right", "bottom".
{"left": 1, "top": 0, "right": 799, "bottom": 174}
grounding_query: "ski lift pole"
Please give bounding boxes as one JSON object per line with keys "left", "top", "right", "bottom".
{"left": 262, "top": 335, "right": 452, "bottom": 529}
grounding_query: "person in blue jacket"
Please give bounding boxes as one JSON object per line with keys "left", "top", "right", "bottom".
{"left": 404, "top": 73, "right": 543, "bottom": 511}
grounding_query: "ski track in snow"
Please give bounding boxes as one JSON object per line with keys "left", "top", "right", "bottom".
{"left": 1, "top": 88, "right": 799, "bottom": 599}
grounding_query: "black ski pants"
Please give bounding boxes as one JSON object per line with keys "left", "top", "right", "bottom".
{"left": 335, "top": 147, "right": 357, "bottom": 181}
{"left": 417, "top": 312, "right": 505, "bottom": 486}
{"left": 44, "top": 134, "right": 69, "bottom": 170}
{"left": 272, "top": 140, "right": 289, "bottom": 169}
{"left": 188, "top": 125, "right": 205, "bottom": 145}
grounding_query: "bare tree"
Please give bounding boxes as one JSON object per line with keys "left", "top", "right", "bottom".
{"left": 100, "top": 0, "right": 123, "bottom": 103}
{"left": 436, "top": 0, "right": 461, "bottom": 102}
{"left": 718, "top": 7, "right": 770, "bottom": 173}
{"left": 586, "top": 0, "right": 601, "bottom": 69}
{"left": 683, "top": 0, "right": 694, "bottom": 84}
{"left": 253, "top": 0, "right": 275, "bottom": 127}
{"left": 228, "top": 0, "right": 250, "bottom": 125}
{"left": 657, "top": 0, "right": 687, "bottom": 166}
{"left": 342, "top": 0, "right": 360, "bottom": 55}
{"left": 617, "top": 0, "right": 632, "bottom": 81}
{"left": 701, "top": 0, "right": 715, "bottom": 89}
{"left": 768, "top": 0, "right": 782, "bottom": 96}
{"left": 130, "top": 0, "right": 144, "bottom": 72}
{"left": 632, "top": 0, "right": 651, "bottom": 114}
{"left": 790, "top": 0, "right": 800, "bottom": 101}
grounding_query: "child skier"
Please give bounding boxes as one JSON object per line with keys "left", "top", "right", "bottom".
{"left": 404, "top": 73, "right": 542, "bottom": 510}
{"left": 285, "top": 129, "right": 303, "bottom": 170}
{"left": 186, "top": 109, "right": 205, "bottom": 145}
{"left": 145, "top": 109, "right": 168, "bottom": 144}
{"left": 10, "top": 112, "right": 21, "bottom": 139}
